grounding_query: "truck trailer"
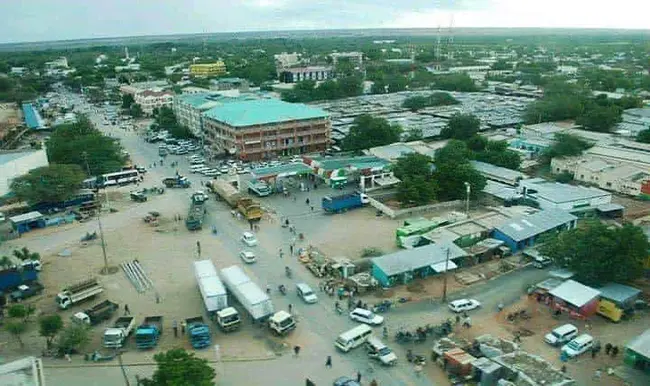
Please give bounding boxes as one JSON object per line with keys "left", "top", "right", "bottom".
{"left": 162, "top": 175, "right": 191, "bottom": 188}
{"left": 56, "top": 278, "right": 104, "bottom": 309}
{"left": 0, "top": 267, "right": 38, "bottom": 292}
{"left": 220, "top": 265, "right": 274, "bottom": 321}
{"left": 185, "top": 191, "right": 208, "bottom": 230}
{"left": 321, "top": 192, "right": 369, "bottom": 214}
{"left": 193, "top": 260, "right": 228, "bottom": 314}
{"left": 73, "top": 300, "right": 118, "bottom": 325}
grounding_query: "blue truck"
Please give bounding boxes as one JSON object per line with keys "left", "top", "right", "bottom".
{"left": 135, "top": 316, "right": 163, "bottom": 349}
{"left": 162, "top": 175, "right": 191, "bottom": 189}
{"left": 321, "top": 192, "right": 369, "bottom": 214}
{"left": 186, "top": 316, "right": 211, "bottom": 349}
{"left": 0, "top": 268, "right": 39, "bottom": 292}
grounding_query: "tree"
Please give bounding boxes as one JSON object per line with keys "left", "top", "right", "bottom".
{"left": 402, "top": 92, "right": 459, "bottom": 111}
{"left": 404, "top": 127, "right": 423, "bottom": 142}
{"left": 392, "top": 153, "right": 433, "bottom": 181}
{"left": 10, "top": 164, "right": 86, "bottom": 205}
{"left": 433, "top": 74, "right": 478, "bottom": 92}
{"left": 56, "top": 323, "right": 91, "bottom": 354}
{"left": 434, "top": 161, "right": 486, "bottom": 201}
{"left": 5, "top": 321, "right": 27, "bottom": 347}
{"left": 140, "top": 348, "right": 216, "bottom": 386}
{"left": 342, "top": 115, "right": 402, "bottom": 151}
{"left": 12, "top": 247, "right": 40, "bottom": 263}
{"left": 129, "top": 103, "right": 144, "bottom": 118}
{"left": 0, "top": 256, "right": 12, "bottom": 269}
{"left": 441, "top": 113, "right": 480, "bottom": 140}
{"left": 121, "top": 93, "right": 134, "bottom": 109}
{"left": 635, "top": 129, "right": 650, "bottom": 144}
{"left": 397, "top": 176, "right": 437, "bottom": 206}
{"left": 576, "top": 104, "right": 622, "bottom": 132}
{"left": 540, "top": 221, "right": 650, "bottom": 286}
{"left": 39, "top": 314, "right": 64, "bottom": 348}
{"left": 7, "top": 303, "right": 35, "bottom": 323}
{"left": 474, "top": 140, "right": 522, "bottom": 170}
{"left": 543, "top": 133, "right": 593, "bottom": 162}
{"left": 434, "top": 139, "right": 472, "bottom": 165}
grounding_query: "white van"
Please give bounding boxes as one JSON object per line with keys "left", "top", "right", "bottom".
{"left": 365, "top": 336, "right": 397, "bottom": 365}
{"left": 544, "top": 324, "right": 578, "bottom": 346}
{"left": 561, "top": 334, "right": 594, "bottom": 358}
{"left": 296, "top": 283, "right": 318, "bottom": 304}
{"left": 335, "top": 324, "right": 372, "bottom": 352}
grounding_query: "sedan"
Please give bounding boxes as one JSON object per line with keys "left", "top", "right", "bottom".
{"left": 241, "top": 232, "right": 258, "bottom": 247}
{"left": 349, "top": 308, "right": 384, "bottom": 326}
{"left": 333, "top": 377, "right": 360, "bottom": 386}
{"left": 239, "top": 251, "right": 256, "bottom": 264}
{"left": 448, "top": 299, "right": 481, "bottom": 313}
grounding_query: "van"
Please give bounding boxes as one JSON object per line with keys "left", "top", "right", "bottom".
{"left": 544, "top": 324, "right": 578, "bottom": 346}
{"left": 365, "top": 336, "right": 397, "bottom": 365}
{"left": 335, "top": 324, "right": 372, "bottom": 352}
{"left": 296, "top": 283, "right": 318, "bottom": 304}
{"left": 561, "top": 334, "right": 594, "bottom": 358}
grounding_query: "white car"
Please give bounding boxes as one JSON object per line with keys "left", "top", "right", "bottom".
{"left": 203, "top": 169, "right": 220, "bottom": 177}
{"left": 241, "top": 232, "right": 258, "bottom": 247}
{"left": 239, "top": 251, "right": 256, "bottom": 264}
{"left": 199, "top": 168, "right": 216, "bottom": 175}
{"left": 349, "top": 308, "right": 384, "bottom": 326}
{"left": 448, "top": 299, "right": 481, "bottom": 313}
{"left": 561, "top": 334, "right": 594, "bottom": 358}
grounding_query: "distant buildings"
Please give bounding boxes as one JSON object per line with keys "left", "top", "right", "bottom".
{"left": 279, "top": 66, "right": 334, "bottom": 83}
{"left": 173, "top": 93, "right": 235, "bottom": 138}
{"left": 44, "top": 56, "right": 68, "bottom": 70}
{"left": 491, "top": 209, "right": 578, "bottom": 252}
{"left": 330, "top": 52, "right": 363, "bottom": 67}
{"left": 21, "top": 103, "right": 46, "bottom": 130}
{"left": 115, "top": 63, "right": 141, "bottom": 72}
{"left": 189, "top": 62, "right": 227, "bottom": 77}
{"left": 120, "top": 82, "right": 174, "bottom": 115}
{"left": 274, "top": 52, "right": 305, "bottom": 69}
{"left": 210, "top": 77, "right": 249, "bottom": 92}
{"left": 0, "top": 149, "right": 49, "bottom": 197}
{"left": 518, "top": 178, "right": 612, "bottom": 212}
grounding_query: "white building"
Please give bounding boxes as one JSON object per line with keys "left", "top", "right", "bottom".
{"left": 0, "top": 356, "right": 45, "bottom": 386}
{"left": 331, "top": 52, "right": 363, "bottom": 66}
{"left": 135, "top": 90, "right": 174, "bottom": 115}
{"left": 274, "top": 52, "right": 304, "bottom": 69}
{"left": 518, "top": 178, "right": 612, "bottom": 212}
{"left": 0, "top": 149, "right": 49, "bottom": 197}
{"left": 44, "top": 57, "right": 68, "bottom": 69}
{"left": 279, "top": 66, "right": 333, "bottom": 83}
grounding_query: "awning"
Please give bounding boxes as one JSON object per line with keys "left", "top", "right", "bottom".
{"left": 431, "top": 260, "right": 458, "bottom": 273}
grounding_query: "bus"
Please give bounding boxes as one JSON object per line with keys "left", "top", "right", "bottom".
{"left": 99, "top": 170, "right": 140, "bottom": 187}
{"left": 31, "top": 189, "right": 98, "bottom": 214}
{"left": 395, "top": 217, "right": 449, "bottom": 248}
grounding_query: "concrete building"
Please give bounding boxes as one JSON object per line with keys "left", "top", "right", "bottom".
{"left": 625, "top": 329, "right": 650, "bottom": 373}
{"left": 114, "top": 63, "right": 141, "bottom": 72}
{"left": 134, "top": 90, "right": 174, "bottom": 115}
{"left": 274, "top": 52, "right": 304, "bottom": 69}
{"left": 279, "top": 66, "right": 334, "bottom": 83}
{"left": 0, "top": 149, "right": 49, "bottom": 197}
{"left": 181, "top": 86, "right": 211, "bottom": 95}
{"left": 44, "top": 56, "right": 68, "bottom": 69}
{"left": 492, "top": 209, "right": 578, "bottom": 252}
{"left": 330, "top": 52, "right": 363, "bottom": 66}
{"left": 548, "top": 280, "right": 601, "bottom": 319}
{"left": 470, "top": 161, "right": 528, "bottom": 186}
{"left": 0, "top": 356, "right": 46, "bottom": 386}
{"left": 518, "top": 178, "right": 612, "bottom": 212}
{"left": 366, "top": 140, "right": 446, "bottom": 162}
{"left": 173, "top": 93, "right": 241, "bottom": 138}
{"left": 302, "top": 155, "right": 393, "bottom": 190}
{"left": 189, "top": 62, "right": 227, "bottom": 77}
{"left": 202, "top": 99, "right": 330, "bottom": 160}
{"left": 210, "top": 77, "right": 249, "bottom": 91}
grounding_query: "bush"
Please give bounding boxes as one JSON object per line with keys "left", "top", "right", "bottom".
{"left": 361, "top": 247, "right": 384, "bottom": 257}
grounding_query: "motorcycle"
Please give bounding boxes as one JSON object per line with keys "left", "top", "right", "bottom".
{"left": 372, "top": 300, "right": 393, "bottom": 314}
{"left": 278, "top": 285, "right": 287, "bottom": 295}
{"left": 285, "top": 266, "right": 292, "bottom": 278}
{"left": 406, "top": 350, "right": 426, "bottom": 366}
{"left": 395, "top": 331, "right": 414, "bottom": 344}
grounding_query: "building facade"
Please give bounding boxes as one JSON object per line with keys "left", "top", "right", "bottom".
{"left": 279, "top": 66, "right": 334, "bottom": 83}
{"left": 172, "top": 93, "right": 232, "bottom": 138}
{"left": 518, "top": 178, "right": 612, "bottom": 212}
{"left": 202, "top": 99, "right": 330, "bottom": 160}
{"left": 189, "top": 62, "right": 227, "bottom": 77}
{"left": 134, "top": 90, "right": 174, "bottom": 115}
{"left": 492, "top": 209, "right": 578, "bottom": 252}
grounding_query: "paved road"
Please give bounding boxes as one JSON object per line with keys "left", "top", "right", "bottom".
{"left": 43, "top": 98, "right": 549, "bottom": 386}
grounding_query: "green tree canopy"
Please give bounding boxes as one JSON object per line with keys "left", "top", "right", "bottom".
{"left": 433, "top": 74, "right": 478, "bottom": 92}
{"left": 402, "top": 92, "right": 459, "bottom": 111}
{"left": 637, "top": 129, "right": 650, "bottom": 144}
{"left": 121, "top": 93, "right": 134, "bottom": 109}
{"left": 10, "top": 164, "right": 86, "bottom": 205}
{"left": 473, "top": 139, "right": 522, "bottom": 170}
{"left": 434, "top": 140, "right": 486, "bottom": 201}
{"left": 39, "top": 314, "right": 64, "bottom": 348}
{"left": 342, "top": 115, "right": 402, "bottom": 151}
{"left": 129, "top": 103, "right": 144, "bottom": 118}
{"left": 543, "top": 133, "right": 593, "bottom": 162}
{"left": 56, "top": 323, "right": 90, "bottom": 354}
{"left": 393, "top": 153, "right": 437, "bottom": 206}
{"left": 539, "top": 221, "right": 650, "bottom": 286}
{"left": 141, "top": 348, "right": 216, "bottom": 386}
{"left": 441, "top": 113, "right": 480, "bottom": 140}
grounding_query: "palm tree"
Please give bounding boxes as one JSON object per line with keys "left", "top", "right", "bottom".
{"left": 12, "top": 247, "right": 40, "bottom": 262}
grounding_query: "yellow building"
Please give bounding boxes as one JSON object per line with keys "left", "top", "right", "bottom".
{"left": 190, "top": 62, "right": 227, "bottom": 77}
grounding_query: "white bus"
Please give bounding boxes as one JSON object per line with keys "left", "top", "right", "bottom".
{"left": 100, "top": 170, "right": 140, "bottom": 187}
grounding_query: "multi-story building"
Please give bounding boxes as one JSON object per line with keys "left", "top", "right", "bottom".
{"left": 189, "top": 62, "right": 227, "bottom": 77}
{"left": 330, "top": 52, "right": 364, "bottom": 67}
{"left": 274, "top": 52, "right": 304, "bottom": 69}
{"left": 279, "top": 66, "right": 334, "bottom": 83}
{"left": 173, "top": 93, "right": 236, "bottom": 138}
{"left": 134, "top": 90, "right": 174, "bottom": 115}
{"left": 202, "top": 99, "right": 330, "bottom": 160}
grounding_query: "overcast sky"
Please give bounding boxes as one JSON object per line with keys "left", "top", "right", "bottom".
{"left": 1, "top": 0, "right": 648, "bottom": 43}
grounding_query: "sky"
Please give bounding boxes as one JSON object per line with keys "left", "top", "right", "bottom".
{"left": 0, "top": 0, "right": 648, "bottom": 43}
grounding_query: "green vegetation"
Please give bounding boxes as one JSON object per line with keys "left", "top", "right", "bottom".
{"left": 10, "top": 164, "right": 86, "bottom": 205}
{"left": 140, "top": 348, "right": 216, "bottom": 386}
{"left": 440, "top": 113, "right": 480, "bottom": 140}
{"left": 402, "top": 92, "right": 459, "bottom": 111}
{"left": 637, "top": 129, "right": 650, "bottom": 144}
{"left": 56, "top": 323, "right": 91, "bottom": 354}
{"left": 342, "top": 115, "right": 402, "bottom": 151}
{"left": 46, "top": 116, "right": 125, "bottom": 175}
{"left": 469, "top": 136, "right": 522, "bottom": 170}
{"left": 540, "top": 221, "right": 650, "bottom": 286}
{"left": 434, "top": 140, "right": 486, "bottom": 201}
{"left": 151, "top": 107, "right": 194, "bottom": 139}
{"left": 121, "top": 93, "right": 134, "bottom": 109}
{"left": 129, "top": 103, "right": 144, "bottom": 118}
{"left": 281, "top": 77, "right": 363, "bottom": 102}
{"left": 0, "top": 75, "right": 52, "bottom": 103}
{"left": 433, "top": 74, "right": 478, "bottom": 92}
{"left": 39, "top": 314, "right": 64, "bottom": 348}
{"left": 543, "top": 133, "right": 593, "bottom": 161}
{"left": 393, "top": 153, "right": 438, "bottom": 205}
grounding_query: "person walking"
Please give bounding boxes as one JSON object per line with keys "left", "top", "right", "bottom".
{"left": 181, "top": 320, "right": 186, "bottom": 334}
{"left": 289, "top": 244, "right": 294, "bottom": 255}
{"left": 279, "top": 248, "right": 284, "bottom": 259}
{"left": 356, "top": 371, "right": 362, "bottom": 383}
{"left": 124, "top": 304, "right": 130, "bottom": 316}
{"left": 305, "top": 198, "right": 310, "bottom": 206}
{"left": 325, "top": 355, "right": 332, "bottom": 368}
{"left": 611, "top": 346, "right": 619, "bottom": 357}
{"left": 172, "top": 320, "right": 178, "bottom": 338}
{"left": 288, "top": 304, "right": 293, "bottom": 313}
{"left": 293, "top": 345, "right": 301, "bottom": 357}
{"left": 196, "top": 241, "right": 201, "bottom": 257}
{"left": 605, "top": 343, "right": 612, "bottom": 355}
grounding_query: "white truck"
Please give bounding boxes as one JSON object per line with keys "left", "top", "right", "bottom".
{"left": 193, "top": 260, "right": 228, "bottom": 313}
{"left": 220, "top": 265, "right": 274, "bottom": 321}
{"left": 56, "top": 278, "right": 104, "bottom": 310}
{"left": 103, "top": 316, "right": 136, "bottom": 348}
{"left": 268, "top": 310, "right": 296, "bottom": 336}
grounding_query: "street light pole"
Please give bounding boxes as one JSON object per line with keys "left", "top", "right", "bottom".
{"left": 464, "top": 182, "right": 471, "bottom": 217}
{"left": 442, "top": 247, "right": 450, "bottom": 303}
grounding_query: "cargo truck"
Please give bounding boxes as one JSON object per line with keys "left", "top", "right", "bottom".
{"left": 0, "top": 267, "right": 38, "bottom": 292}
{"left": 220, "top": 265, "right": 274, "bottom": 321}
{"left": 162, "top": 175, "right": 191, "bottom": 188}
{"left": 268, "top": 310, "right": 297, "bottom": 336}
{"left": 73, "top": 300, "right": 118, "bottom": 325}
{"left": 247, "top": 180, "right": 272, "bottom": 197}
{"left": 103, "top": 316, "right": 136, "bottom": 348}
{"left": 193, "top": 260, "right": 228, "bottom": 314}
{"left": 9, "top": 281, "right": 44, "bottom": 302}
{"left": 185, "top": 191, "right": 208, "bottom": 231}
{"left": 135, "top": 316, "right": 163, "bottom": 349}
{"left": 216, "top": 307, "right": 241, "bottom": 332}
{"left": 236, "top": 198, "right": 263, "bottom": 222}
{"left": 186, "top": 316, "right": 211, "bottom": 349}
{"left": 211, "top": 179, "right": 242, "bottom": 207}
{"left": 322, "top": 192, "right": 369, "bottom": 214}
{"left": 56, "top": 278, "right": 104, "bottom": 309}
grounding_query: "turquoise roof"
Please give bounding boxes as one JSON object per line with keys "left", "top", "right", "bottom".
{"left": 311, "top": 156, "right": 390, "bottom": 171}
{"left": 202, "top": 99, "right": 329, "bottom": 128}
{"left": 251, "top": 163, "right": 312, "bottom": 179}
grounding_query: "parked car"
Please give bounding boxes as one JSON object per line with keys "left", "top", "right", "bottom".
{"left": 241, "top": 232, "right": 258, "bottom": 247}
{"left": 296, "top": 283, "right": 318, "bottom": 304}
{"left": 561, "top": 334, "right": 594, "bottom": 358}
{"left": 349, "top": 308, "right": 384, "bottom": 326}
{"left": 203, "top": 169, "right": 220, "bottom": 177}
{"left": 333, "top": 376, "right": 361, "bottom": 386}
{"left": 239, "top": 251, "right": 256, "bottom": 264}
{"left": 545, "top": 324, "right": 578, "bottom": 346}
{"left": 448, "top": 299, "right": 481, "bottom": 313}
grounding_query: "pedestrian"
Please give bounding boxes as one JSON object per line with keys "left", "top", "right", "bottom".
{"left": 611, "top": 346, "right": 619, "bottom": 357}
{"left": 463, "top": 316, "right": 472, "bottom": 328}
{"left": 325, "top": 355, "right": 332, "bottom": 368}
{"left": 293, "top": 345, "right": 301, "bottom": 357}
{"left": 290, "top": 244, "right": 294, "bottom": 255}
{"left": 356, "top": 371, "right": 361, "bottom": 383}
{"left": 124, "top": 304, "right": 130, "bottom": 315}
{"left": 591, "top": 347, "right": 597, "bottom": 358}
{"left": 310, "top": 206, "right": 314, "bottom": 211}
{"left": 279, "top": 248, "right": 284, "bottom": 259}
{"left": 288, "top": 304, "right": 293, "bottom": 313}
{"left": 249, "top": 221, "right": 254, "bottom": 231}
{"left": 196, "top": 240, "right": 201, "bottom": 256}
{"left": 173, "top": 320, "right": 178, "bottom": 337}
{"left": 181, "top": 320, "right": 186, "bottom": 334}
{"left": 560, "top": 365, "right": 567, "bottom": 373}
{"left": 455, "top": 314, "right": 460, "bottom": 324}
{"left": 305, "top": 198, "right": 310, "bottom": 205}
{"left": 266, "top": 284, "right": 271, "bottom": 294}
{"left": 605, "top": 343, "right": 612, "bottom": 355}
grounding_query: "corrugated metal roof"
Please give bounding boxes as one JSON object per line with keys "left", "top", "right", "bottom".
{"left": 470, "top": 161, "right": 528, "bottom": 183}
{"left": 494, "top": 209, "right": 577, "bottom": 242}
{"left": 548, "top": 279, "right": 600, "bottom": 308}
{"left": 203, "top": 99, "right": 328, "bottom": 128}
{"left": 251, "top": 163, "right": 312, "bottom": 179}
{"left": 626, "top": 329, "right": 650, "bottom": 358}
{"left": 597, "top": 283, "right": 641, "bottom": 304}
{"left": 519, "top": 179, "right": 611, "bottom": 204}
{"left": 372, "top": 243, "right": 467, "bottom": 277}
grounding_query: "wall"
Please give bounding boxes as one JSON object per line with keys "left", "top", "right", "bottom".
{"left": 369, "top": 195, "right": 462, "bottom": 220}
{"left": 371, "top": 264, "right": 391, "bottom": 287}
{"left": 0, "top": 150, "right": 49, "bottom": 196}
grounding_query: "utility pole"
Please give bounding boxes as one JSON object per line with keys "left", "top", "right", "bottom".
{"left": 464, "top": 182, "right": 471, "bottom": 217}
{"left": 83, "top": 151, "right": 111, "bottom": 274}
{"left": 442, "top": 247, "right": 451, "bottom": 303}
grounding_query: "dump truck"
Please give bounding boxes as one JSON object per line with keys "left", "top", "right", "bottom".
{"left": 268, "top": 310, "right": 297, "bottom": 336}
{"left": 216, "top": 307, "right": 241, "bottom": 332}
{"left": 186, "top": 316, "right": 212, "bottom": 349}
{"left": 247, "top": 180, "right": 272, "bottom": 197}
{"left": 0, "top": 267, "right": 38, "bottom": 292}
{"left": 56, "top": 278, "right": 104, "bottom": 310}
{"left": 135, "top": 316, "right": 163, "bottom": 349}
{"left": 72, "top": 300, "right": 118, "bottom": 325}
{"left": 237, "top": 198, "right": 263, "bottom": 221}
{"left": 194, "top": 260, "right": 228, "bottom": 315}
{"left": 211, "top": 179, "right": 242, "bottom": 207}
{"left": 9, "top": 281, "right": 44, "bottom": 302}
{"left": 162, "top": 175, "right": 191, "bottom": 188}
{"left": 220, "top": 265, "right": 274, "bottom": 321}
{"left": 322, "top": 192, "right": 370, "bottom": 214}
{"left": 103, "top": 316, "right": 136, "bottom": 348}
{"left": 185, "top": 191, "right": 208, "bottom": 231}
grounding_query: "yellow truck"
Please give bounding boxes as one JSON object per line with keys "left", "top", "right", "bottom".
{"left": 209, "top": 180, "right": 263, "bottom": 222}
{"left": 237, "top": 198, "right": 263, "bottom": 222}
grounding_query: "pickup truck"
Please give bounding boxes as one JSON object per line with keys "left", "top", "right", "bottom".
{"left": 73, "top": 300, "right": 119, "bottom": 325}
{"left": 186, "top": 316, "right": 211, "bottom": 349}
{"left": 9, "top": 282, "right": 44, "bottom": 302}
{"left": 103, "top": 316, "right": 136, "bottom": 348}
{"left": 135, "top": 316, "right": 163, "bottom": 349}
